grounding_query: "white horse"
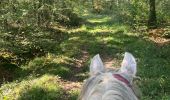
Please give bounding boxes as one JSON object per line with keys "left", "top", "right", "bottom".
{"left": 78, "top": 52, "right": 142, "bottom": 100}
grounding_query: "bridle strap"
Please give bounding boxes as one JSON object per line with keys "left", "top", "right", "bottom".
{"left": 113, "top": 74, "right": 132, "bottom": 89}
{"left": 113, "top": 74, "right": 139, "bottom": 98}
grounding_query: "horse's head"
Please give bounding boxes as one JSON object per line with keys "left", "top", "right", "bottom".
{"left": 79, "top": 52, "right": 142, "bottom": 100}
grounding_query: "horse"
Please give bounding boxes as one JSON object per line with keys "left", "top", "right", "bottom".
{"left": 78, "top": 52, "right": 142, "bottom": 100}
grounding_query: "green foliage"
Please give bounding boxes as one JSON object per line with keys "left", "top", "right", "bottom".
{"left": 87, "top": 0, "right": 170, "bottom": 27}
{"left": 26, "top": 56, "right": 72, "bottom": 79}
{"left": 68, "top": 89, "right": 80, "bottom": 100}
{"left": 0, "top": 0, "right": 81, "bottom": 67}
{"left": 56, "top": 9, "right": 82, "bottom": 27}
{"left": 0, "top": 0, "right": 82, "bottom": 30}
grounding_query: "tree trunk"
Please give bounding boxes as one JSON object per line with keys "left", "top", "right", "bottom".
{"left": 148, "top": 0, "right": 157, "bottom": 29}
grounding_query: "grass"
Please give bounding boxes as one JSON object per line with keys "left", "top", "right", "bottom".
{"left": 0, "top": 75, "right": 70, "bottom": 100}
{"left": 0, "top": 12, "right": 170, "bottom": 100}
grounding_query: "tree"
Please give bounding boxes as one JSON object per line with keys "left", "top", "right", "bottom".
{"left": 148, "top": 0, "right": 157, "bottom": 29}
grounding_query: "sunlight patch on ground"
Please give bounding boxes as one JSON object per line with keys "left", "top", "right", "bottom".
{"left": 44, "top": 53, "right": 73, "bottom": 65}
{"left": 89, "top": 29, "right": 115, "bottom": 33}
{"left": 87, "top": 16, "right": 111, "bottom": 23}
{"left": 95, "top": 36, "right": 115, "bottom": 44}
{"left": 69, "top": 36, "right": 80, "bottom": 41}
{"left": 102, "top": 36, "right": 114, "bottom": 41}
{"left": 68, "top": 25, "right": 87, "bottom": 33}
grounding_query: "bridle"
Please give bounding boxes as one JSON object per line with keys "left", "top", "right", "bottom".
{"left": 113, "top": 74, "right": 136, "bottom": 94}
{"left": 113, "top": 74, "right": 132, "bottom": 88}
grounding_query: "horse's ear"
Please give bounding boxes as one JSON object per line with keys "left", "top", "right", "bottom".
{"left": 90, "top": 54, "right": 105, "bottom": 76}
{"left": 120, "top": 52, "right": 137, "bottom": 76}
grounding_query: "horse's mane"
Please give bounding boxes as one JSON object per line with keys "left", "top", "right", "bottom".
{"left": 78, "top": 69, "right": 142, "bottom": 100}
{"left": 78, "top": 73, "right": 102, "bottom": 100}
{"left": 78, "top": 69, "right": 118, "bottom": 100}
